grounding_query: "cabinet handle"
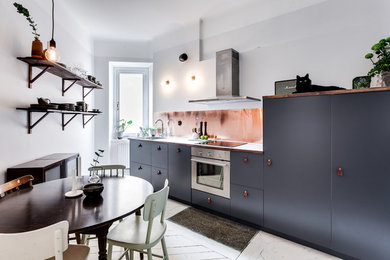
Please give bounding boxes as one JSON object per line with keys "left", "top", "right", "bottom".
{"left": 138, "top": 166, "right": 142, "bottom": 170}
{"left": 337, "top": 167, "right": 343, "bottom": 176}
{"left": 207, "top": 198, "right": 211, "bottom": 204}
{"left": 177, "top": 148, "right": 181, "bottom": 153}
{"left": 157, "top": 170, "right": 161, "bottom": 175}
{"left": 157, "top": 145, "right": 161, "bottom": 151}
{"left": 243, "top": 156, "right": 248, "bottom": 163}
{"left": 267, "top": 159, "right": 272, "bottom": 166}
{"left": 138, "top": 143, "right": 142, "bottom": 148}
{"left": 243, "top": 190, "right": 248, "bottom": 198}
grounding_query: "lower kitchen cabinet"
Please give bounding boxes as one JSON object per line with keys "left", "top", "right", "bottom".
{"left": 130, "top": 163, "right": 151, "bottom": 183}
{"left": 151, "top": 167, "right": 168, "bottom": 191}
{"left": 168, "top": 144, "right": 191, "bottom": 202}
{"left": 192, "top": 189, "right": 230, "bottom": 215}
{"left": 230, "top": 184, "right": 263, "bottom": 226}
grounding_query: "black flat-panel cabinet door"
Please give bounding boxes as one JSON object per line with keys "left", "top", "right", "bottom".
{"left": 168, "top": 144, "right": 191, "bottom": 202}
{"left": 263, "top": 96, "right": 331, "bottom": 248}
{"left": 331, "top": 92, "right": 390, "bottom": 260}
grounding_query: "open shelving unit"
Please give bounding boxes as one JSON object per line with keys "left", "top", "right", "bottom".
{"left": 17, "top": 57, "right": 103, "bottom": 100}
{"left": 16, "top": 108, "right": 102, "bottom": 134}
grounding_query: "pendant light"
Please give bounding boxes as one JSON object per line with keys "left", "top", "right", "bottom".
{"left": 45, "top": 0, "right": 58, "bottom": 61}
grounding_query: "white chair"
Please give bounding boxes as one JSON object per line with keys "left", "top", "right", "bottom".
{"left": 107, "top": 179, "right": 170, "bottom": 260}
{"left": 0, "top": 220, "right": 90, "bottom": 260}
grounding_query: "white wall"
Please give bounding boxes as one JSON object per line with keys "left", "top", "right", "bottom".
{"left": 153, "top": 0, "right": 390, "bottom": 112}
{"left": 0, "top": 0, "right": 95, "bottom": 182}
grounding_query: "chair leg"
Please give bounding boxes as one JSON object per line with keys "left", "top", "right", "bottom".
{"left": 161, "top": 237, "right": 169, "bottom": 260}
{"left": 129, "top": 250, "right": 134, "bottom": 260}
{"left": 147, "top": 249, "right": 152, "bottom": 260}
{"left": 107, "top": 244, "right": 113, "bottom": 260}
{"left": 125, "top": 249, "right": 130, "bottom": 260}
{"left": 140, "top": 252, "right": 144, "bottom": 260}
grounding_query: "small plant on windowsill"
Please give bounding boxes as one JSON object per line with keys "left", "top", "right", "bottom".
{"left": 89, "top": 149, "right": 104, "bottom": 183}
{"left": 117, "top": 119, "right": 132, "bottom": 139}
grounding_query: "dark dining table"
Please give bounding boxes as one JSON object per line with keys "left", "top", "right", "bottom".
{"left": 0, "top": 176, "right": 153, "bottom": 260}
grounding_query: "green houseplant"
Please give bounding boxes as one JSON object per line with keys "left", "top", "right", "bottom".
{"left": 13, "top": 2, "right": 42, "bottom": 58}
{"left": 117, "top": 119, "right": 132, "bottom": 139}
{"left": 365, "top": 37, "right": 390, "bottom": 87}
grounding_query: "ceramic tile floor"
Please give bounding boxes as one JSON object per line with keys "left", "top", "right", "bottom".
{"left": 77, "top": 199, "right": 340, "bottom": 260}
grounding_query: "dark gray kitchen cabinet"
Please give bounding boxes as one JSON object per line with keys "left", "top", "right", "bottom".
{"left": 230, "top": 184, "right": 263, "bottom": 226}
{"left": 231, "top": 152, "right": 263, "bottom": 189}
{"left": 263, "top": 96, "right": 332, "bottom": 248}
{"left": 151, "top": 167, "right": 168, "bottom": 192}
{"left": 130, "top": 140, "right": 151, "bottom": 165}
{"left": 151, "top": 143, "right": 168, "bottom": 169}
{"left": 168, "top": 144, "right": 191, "bottom": 202}
{"left": 331, "top": 92, "right": 390, "bottom": 260}
{"left": 130, "top": 163, "right": 151, "bottom": 183}
{"left": 192, "top": 189, "right": 230, "bottom": 215}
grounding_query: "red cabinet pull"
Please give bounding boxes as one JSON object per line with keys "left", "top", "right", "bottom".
{"left": 157, "top": 170, "right": 161, "bottom": 175}
{"left": 207, "top": 198, "right": 211, "bottom": 204}
{"left": 337, "top": 167, "right": 343, "bottom": 176}
{"left": 243, "top": 190, "right": 248, "bottom": 198}
{"left": 138, "top": 166, "right": 142, "bottom": 170}
{"left": 138, "top": 143, "right": 142, "bottom": 148}
{"left": 243, "top": 156, "right": 248, "bottom": 163}
{"left": 157, "top": 146, "right": 161, "bottom": 151}
{"left": 267, "top": 159, "right": 272, "bottom": 166}
{"left": 177, "top": 148, "right": 181, "bottom": 153}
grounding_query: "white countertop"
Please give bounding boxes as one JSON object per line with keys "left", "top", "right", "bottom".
{"left": 128, "top": 137, "right": 263, "bottom": 153}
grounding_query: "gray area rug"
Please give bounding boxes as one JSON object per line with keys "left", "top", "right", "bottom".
{"left": 168, "top": 207, "right": 258, "bottom": 251}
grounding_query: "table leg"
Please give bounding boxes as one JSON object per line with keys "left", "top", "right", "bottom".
{"left": 94, "top": 224, "right": 112, "bottom": 260}
{"left": 135, "top": 209, "right": 144, "bottom": 260}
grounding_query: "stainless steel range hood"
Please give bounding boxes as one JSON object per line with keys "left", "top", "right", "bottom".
{"left": 189, "top": 48, "right": 261, "bottom": 104}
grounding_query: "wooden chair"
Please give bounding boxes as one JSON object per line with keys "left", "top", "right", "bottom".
{"left": 88, "top": 165, "right": 126, "bottom": 177}
{"left": 0, "top": 220, "right": 90, "bottom": 260}
{"left": 107, "top": 180, "right": 170, "bottom": 260}
{"left": 0, "top": 175, "right": 34, "bottom": 198}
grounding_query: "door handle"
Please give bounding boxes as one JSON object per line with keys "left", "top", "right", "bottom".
{"left": 207, "top": 198, "right": 211, "bottom": 204}
{"left": 243, "top": 190, "right": 248, "bottom": 198}
{"left": 267, "top": 159, "right": 272, "bottom": 166}
{"left": 138, "top": 166, "right": 142, "bottom": 170}
{"left": 157, "top": 170, "right": 161, "bottom": 175}
{"left": 138, "top": 143, "right": 142, "bottom": 148}
{"left": 157, "top": 145, "right": 161, "bottom": 151}
{"left": 243, "top": 156, "right": 248, "bottom": 163}
{"left": 337, "top": 167, "right": 343, "bottom": 176}
{"left": 177, "top": 148, "right": 181, "bottom": 153}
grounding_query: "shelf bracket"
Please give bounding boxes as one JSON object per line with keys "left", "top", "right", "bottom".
{"left": 62, "top": 79, "right": 79, "bottom": 96}
{"left": 28, "top": 65, "right": 52, "bottom": 88}
{"left": 27, "top": 111, "right": 50, "bottom": 134}
{"left": 62, "top": 113, "right": 78, "bottom": 131}
{"left": 82, "top": 114, "right": 96, "bottom": 128}
{"left": 82, "top": 87, "right": 95, "bottom": 100}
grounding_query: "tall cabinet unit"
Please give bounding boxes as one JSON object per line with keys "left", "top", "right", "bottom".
{"left": 331, "top": 92, "right": 390, "bottom": 259}
{"left": 263, "top": 96, "right": 332, "bottom": 248}
{"left": 168, "top": 144, "right": 191, "bottom": 203}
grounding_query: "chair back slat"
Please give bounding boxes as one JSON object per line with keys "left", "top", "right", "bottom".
{"left": 0, "top": 175, "right": 34, "bottom": 198}
{"left": 0, "top": 220, "right": 69, "bottom": 260}
{"left": 143, "top": 183, "right": 169, "bottom": 222}
{"left": 88, "top": 165, "right": 126, "bottom": 177}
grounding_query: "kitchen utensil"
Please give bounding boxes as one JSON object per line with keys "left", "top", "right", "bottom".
{"left": 37, "top": 98, "right": 51, "bottom": 105}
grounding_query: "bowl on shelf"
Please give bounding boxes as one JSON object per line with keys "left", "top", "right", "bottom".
{"left": 83, "top": 183, "right": 104, "bottom": 198}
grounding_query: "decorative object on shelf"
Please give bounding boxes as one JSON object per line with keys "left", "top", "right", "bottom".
{"left": 293, "top": 74, "right": 344, "bottom": 93}
{"left": 353, "top": 76, "right": 371, "bottom": 89}
{"left": 76, "top": 101, "right": 87, "bottom": 111}
{"left": 117, "top": 119, "right": 132, "bottom": 139}
{"left": 65, "top": 169, "right": 83, "bottom": 198}
{"left": 179, "top": 53, "right": 188, "bottom": 62}
{"left": 89, "top": 149, "right": 104, "bottom": 183}
{"left": 275, "top": 79, "right": 296, "bottom": 95}
{"left": 37, "top": 97, "right": 51, "bottom": 105}
{"left": 365, "top": 37, "right": 390, "bottom": 87}
{"left": 13, "top": 2, "right": 42, "bottom": 58}
{"left": 44, "top": 0, "right": 59, "bottom": 62}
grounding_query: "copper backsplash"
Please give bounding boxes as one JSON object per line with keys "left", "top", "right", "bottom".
{"left": 154, "top": 108, "right": 263, "bottom": 144}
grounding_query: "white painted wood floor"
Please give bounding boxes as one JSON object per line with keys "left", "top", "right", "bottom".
{"left": 80, "top": 199, "right": 340, "bottom": 260}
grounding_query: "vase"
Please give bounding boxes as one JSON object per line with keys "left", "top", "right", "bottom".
{"left": 31, "top": 38, "right": 43, "bottom": 58}
{"left": 88, "top": 170, "right": 100, "bottom": 183}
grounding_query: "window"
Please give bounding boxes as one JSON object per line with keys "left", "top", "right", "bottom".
{"left": 112, "top": 64, "right": 152, "bottom": 137}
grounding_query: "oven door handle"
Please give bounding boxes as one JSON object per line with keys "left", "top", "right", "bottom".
{"left": 191, "top": 158, "right": 230, "bottom": 167}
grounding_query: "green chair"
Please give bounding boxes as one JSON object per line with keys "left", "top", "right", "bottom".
{"left": 88, "top": 165, "right": 126, "bottom": 177}
{"left": 107, "top": 179, "right": 170, "bottom": 260}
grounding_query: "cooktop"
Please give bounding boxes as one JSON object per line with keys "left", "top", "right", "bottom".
{"left": 197, "top": 140, "right": 247, "bottom": 147}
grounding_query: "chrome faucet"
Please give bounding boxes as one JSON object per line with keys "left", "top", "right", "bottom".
{"left": 154, "top": 119, "right": 164, "bottom": 137}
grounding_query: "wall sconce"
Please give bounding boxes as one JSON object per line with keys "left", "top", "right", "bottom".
{"left": 179, "top": 53, "right": 188, "bottom": 62}
{"left": 191, "top": 75, "right": 196, "bottom": 81}
{"left": 162, "top": 80, "right": 170, "bottom": 87}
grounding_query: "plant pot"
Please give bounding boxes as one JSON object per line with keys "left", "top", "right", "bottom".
{"left": 31, "top": 38, "right": 43, "bottom": 58}
{"left": 382, "top": 71, "right": 390, "bottom": 87}
{"left": 371, "top": 72, "right": 390, "bottom": 88}
{"left": 118, "top": 131, "right": 124, "bottom": 139}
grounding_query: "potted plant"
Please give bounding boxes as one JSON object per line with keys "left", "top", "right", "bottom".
{"left": 117, "top": 119, "right": 132, "bottom": 139}
{"left": 13, "top": 2, "right": 42, "bottom": 58}
{"left": 89, "top": 149, "right": 104, "bottom": 183}
{"left": 365, "top": 37, "right": 390, "bottom": 87}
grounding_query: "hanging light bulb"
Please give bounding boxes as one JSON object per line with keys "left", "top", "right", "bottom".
{"left": 45, "top": 0, "right": 58, "bottom": 62}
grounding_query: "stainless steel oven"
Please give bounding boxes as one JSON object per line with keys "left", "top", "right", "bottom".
{"left": 191, "top": 147, "right": 230, "bottom": 198}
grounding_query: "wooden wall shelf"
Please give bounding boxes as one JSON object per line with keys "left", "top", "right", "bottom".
{"left": 16, "top": 108, "right": 102, "bottom": 134}
{"left": 17, "top": 57, "right": 103, "bottom": 100}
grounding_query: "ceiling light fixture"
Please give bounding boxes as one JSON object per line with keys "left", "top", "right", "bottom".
{"left": 45, "top": 0, "right": 58, "bottom": 62}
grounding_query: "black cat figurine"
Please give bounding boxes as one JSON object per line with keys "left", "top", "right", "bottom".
{"left": 294, "top": 74, "right": 344, "bottom": 93}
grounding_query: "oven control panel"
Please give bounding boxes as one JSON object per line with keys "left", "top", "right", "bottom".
{"left": 191, "top": 147, "right": 230, "bottom": 161}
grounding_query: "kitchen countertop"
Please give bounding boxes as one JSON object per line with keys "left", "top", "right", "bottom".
{"left": 128, "top": 137, "right": 263, "bottom": 154}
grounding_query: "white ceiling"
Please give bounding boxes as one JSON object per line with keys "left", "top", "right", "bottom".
{"left": 61, "top": 0, "right": 327, "bottom": 42}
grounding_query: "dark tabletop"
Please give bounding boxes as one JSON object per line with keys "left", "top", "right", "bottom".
{"left": 0, "top": 176, "right": 153, "bottom": 233}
